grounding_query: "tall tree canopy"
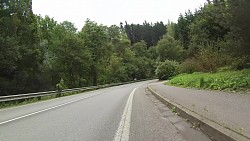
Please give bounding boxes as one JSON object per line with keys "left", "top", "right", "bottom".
{"left": 123, "top": 21, "right": 166, "bottom": 47}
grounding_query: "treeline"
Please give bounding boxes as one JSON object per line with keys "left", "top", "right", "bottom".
{"left": 123, "top": 21, "right": 166, "bottom": 47}
{"left": 155, "top": 0, "right": 250, "bottom": 80}
{"left": 1, "top": 0, "right": 249, "bottom": 95}
{"left": 0, "top": 0, "right": 162, "bottom": 95}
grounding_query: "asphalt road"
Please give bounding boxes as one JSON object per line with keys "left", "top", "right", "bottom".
{"left": 0, "top": 81, "right": 210, "bottom": 141}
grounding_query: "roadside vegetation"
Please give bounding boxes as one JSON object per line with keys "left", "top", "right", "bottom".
{"left": 1, "top": 1, "right": 165, "bottom": 96}
{"left": 167, "top": 69, "right": 250, "bottom": 93}
{"left": 153, "top": 0, "right": 250, "bottom": 93}
{"left": 1, "top": 0, "right": 250, "bottom": 97}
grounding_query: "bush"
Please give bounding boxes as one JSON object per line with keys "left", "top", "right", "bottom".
{"left": 155, "top": 60, "right": 180, "bottom": 80}
{"left": 231, "top": 56, "right": 250, "bottom": 70}
{"left": 180, "top": 58, "right": 200, "bottom": 73}
{"left": 181, "top": 49, "right": 230, "bottom": 73}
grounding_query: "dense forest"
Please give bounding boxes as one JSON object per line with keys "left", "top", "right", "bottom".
{"left": 0, "top": 0, "right": 249, "bottom": 96}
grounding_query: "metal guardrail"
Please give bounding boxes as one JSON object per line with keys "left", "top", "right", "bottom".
{"left": 0, "top": 80, "right": 145, "bottom": 103}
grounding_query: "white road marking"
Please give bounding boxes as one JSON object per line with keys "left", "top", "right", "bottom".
{"left": 0, "top": 93, "right": 100, "bottom": 125}
{"left": 113, "top": 87, "right": 137, "bottom": 141}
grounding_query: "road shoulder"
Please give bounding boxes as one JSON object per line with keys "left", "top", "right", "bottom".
{"left": 130, "top": 85, "right": 211, "bottom": 141}
{"left": 148, "top": 82, "right": 250, "bottom": 141}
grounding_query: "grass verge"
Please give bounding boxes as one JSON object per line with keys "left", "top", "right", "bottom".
{"left": 167, "top": 69, "right": 250, "bottom": 93}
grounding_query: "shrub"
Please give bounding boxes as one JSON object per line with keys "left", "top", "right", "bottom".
{"left": 231, "top": 56, "right": 250, "bottom": 70}
{"left": 180, "top": 58, "right": 200, "bottom": 73}
{"left": 155, "top": 60, "right": 180, "bottom": 80}
{"left": 181, "top": 49, "right": 230, "bottom": 73}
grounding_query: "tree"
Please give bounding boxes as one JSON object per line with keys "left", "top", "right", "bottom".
{"left": 157, "top": 34, "right": 186, "bottom": 62}
{"left": 132, "top": 40, "right": 148, "bottom": 57}
{"left": 80, "top": 19, "right": 109, "bottom": 85}
{"left": 188, "top": 3, "right": 229, "bottom": 55}
{"left": 124, "top": 21, "right": 166, "bottom": 47}
{"left": 0, "top": 0, "right": 44, "bottom": 95}
{"left": 175, "top": 10, "right": 196, "bottom": 49}
{"left": 100, "top": 54, "right": 127, "bottom": 83}
{"left": 226, "top": 0, "right": 250, "bottom": 65}
{"left": 55, "top": 33, "right": 91, "bottom": 87}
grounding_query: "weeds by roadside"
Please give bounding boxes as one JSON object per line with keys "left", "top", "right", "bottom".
{"left": 167, "top": 69, "right": 250, "bottom": 93}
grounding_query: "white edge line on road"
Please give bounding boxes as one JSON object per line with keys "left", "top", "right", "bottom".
{"left": 0, "top": 93, "right": 100, "bottom": 125}
{"left": 113, "top": 83, "right": 144, "bottom": 141}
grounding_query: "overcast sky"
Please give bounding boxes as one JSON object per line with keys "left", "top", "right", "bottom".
{"left": 33, "top": 0, "right": 206, "bottom": 30}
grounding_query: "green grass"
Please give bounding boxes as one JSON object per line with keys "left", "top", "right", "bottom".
{"left": 167, "top": 69, "right": 250, "bottom": 93}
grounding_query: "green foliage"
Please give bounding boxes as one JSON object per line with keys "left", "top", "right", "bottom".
{"left": 180, "top": 48, "right": 229, "bottom": 73}
{"left": 79, "top": 19, "right": 109, "bottom": 85}
{"left": 124, "top": 21, "right": 166, "bottom": 47}
{"left": 155, "top": 60, "right": 180, "bottom": 80}
{"left": 1, "top": 5, "right": 158, "bottom": 96}
{"left": 99, "top": 54, "right": 127, "bottom": 84}
{"left": 54, "top": 33, "right": 90, "bottom": 87}
{"left": 186, "top": 3, "right": 229, "bottom": 56}
{"left": 56, "top": 78, "right": 67, "bottom": 90}
{"left": 132, "top": 40, "right": 148, "bottom": 57}
{"left": 227, "top": 0, "right": 250, "bottom": 63}
{"left": 175, "top": 10, "right": 196, "bottom": 49}
{"left": 148, "top": 46, "right": 158, "bottom": 60}
{"left": 0, "top": 0, "right": 44, "bottom": 95}
{"left": 179, "top": 58, "right": 200, "bottom": 74}
{"left": 231, "top": 57, "right": 250, "bottom": 70}
{"left": 157, "top": 35, "right": 186, "bottom": 62}
{"left": 172, "top": 106, "right": 177, "bottom": 113}
{"left": 168, "top": 69, "right": 250, "bottom": 92}
{"left": 1, "top": 0, "right": 250, "bottom": 96}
